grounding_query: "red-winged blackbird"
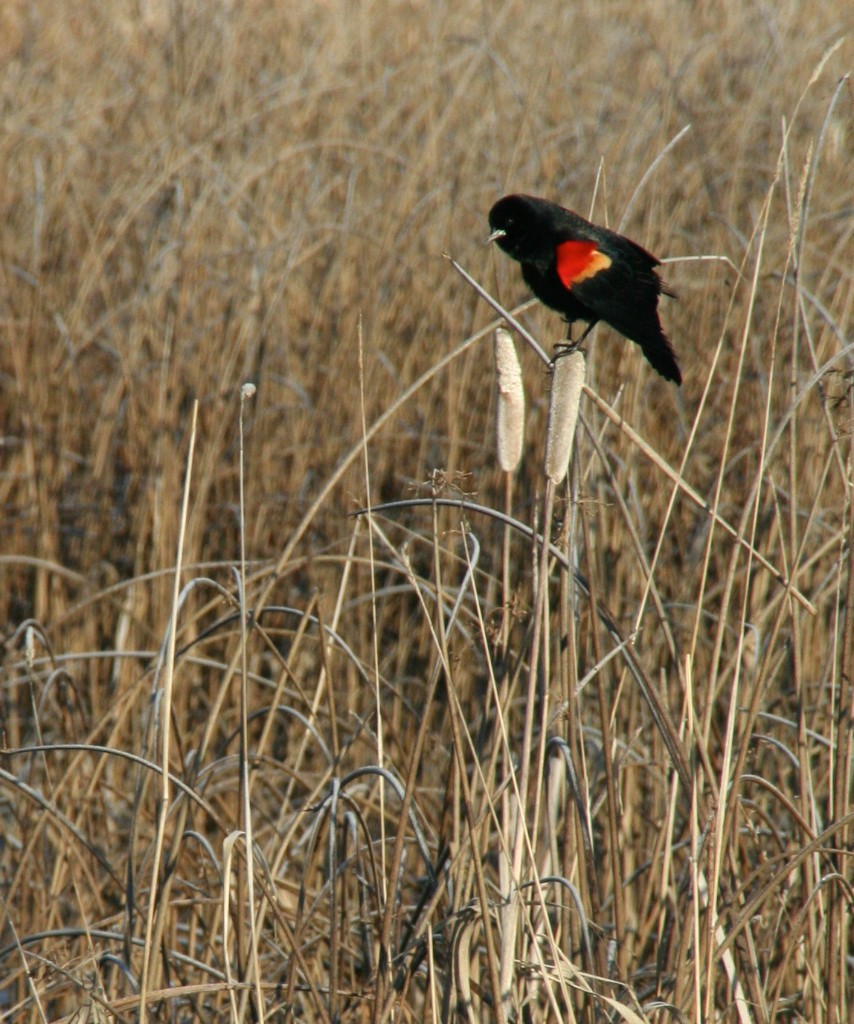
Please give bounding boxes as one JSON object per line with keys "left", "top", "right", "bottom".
{"left": 488, "top": 194, "right": 681, "bottom": 384}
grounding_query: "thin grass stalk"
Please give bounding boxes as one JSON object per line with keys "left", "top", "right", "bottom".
{"left": 357, "top": 318, "right": 389, "bottom": 902}
{"left": 578, "top": 494, "right": 623, "bottom": 986}
{"left": 660, "top": 657, "right": 699, "bottom": 1016}
{"left": 784, "top": 137, "right": 825, "bottom": 1010}
{"left": 139, "top": 399, "right": 198, "bottom": 1024}
{"left": 827, "top": 409, "right": 854, "bottom": 1024}
{"left": 501, "top": 472, "right": 514, "bottom": 653}
{"left": 559, "top": 458, "right": 594, "bottom": 1024}
{"left": 494, "top": 326, "right": 525, "bottom": 653}
{"left": 237, "top": 382, "right": 265, "bottom": 1024}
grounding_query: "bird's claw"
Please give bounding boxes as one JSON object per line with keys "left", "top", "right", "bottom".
{"left": 549, "top": 340, "right": 581, "bottom": 370}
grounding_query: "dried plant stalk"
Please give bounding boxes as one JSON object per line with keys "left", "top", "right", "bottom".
{"left": 494, "top": 327, "right": 525, "bottom": 472}
{"left": 545, "top": 350, "right": 586, "bottom": 484}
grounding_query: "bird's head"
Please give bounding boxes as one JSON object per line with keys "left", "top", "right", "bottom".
{"left": 487, "top": 194, "right": 551, "bottom": 261}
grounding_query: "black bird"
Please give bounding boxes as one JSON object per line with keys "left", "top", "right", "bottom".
{"left": 488, "top": 193, "right": 681, "bottom": 384}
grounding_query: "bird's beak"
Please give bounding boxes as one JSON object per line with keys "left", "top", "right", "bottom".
{"left": 486, "top": 228, "right": 506, "bottom": 245}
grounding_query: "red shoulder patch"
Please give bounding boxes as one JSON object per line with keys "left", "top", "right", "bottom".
{"left": 556, "top": 240, "right": 612, "bottom": 289}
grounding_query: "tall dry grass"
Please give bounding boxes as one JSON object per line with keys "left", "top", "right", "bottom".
{"left": 1, "top": 2, "right": 851, "bottom": 1022}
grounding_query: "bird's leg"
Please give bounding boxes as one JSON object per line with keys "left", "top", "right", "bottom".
{"left": 553, "top": 321, "right": 575, "bottom": 359}
{"left": 553, "top": 319, "right": 598, "bottom": 362}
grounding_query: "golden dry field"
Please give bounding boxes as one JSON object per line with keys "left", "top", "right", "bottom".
{"left": 1, "top": 1, "right": 852, "bottom": 1022}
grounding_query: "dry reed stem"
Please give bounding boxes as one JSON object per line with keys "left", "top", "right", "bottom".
{"left": 139, "top": 399, "right": 197, "bottom": 1024}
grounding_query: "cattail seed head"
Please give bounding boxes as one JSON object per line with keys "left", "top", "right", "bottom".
{"left": 545, "top": 350, "right": 585, "bottom": 484}
{"left": 494, "top": 327, "right": 525, "bottom": 473}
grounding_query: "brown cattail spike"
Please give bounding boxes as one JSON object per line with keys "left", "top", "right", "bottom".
{"left": 494, "top": 327, "right": 525, "bottom": 473}
{"left": 545, "top": 350, "right": 586, "bottom": 484}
